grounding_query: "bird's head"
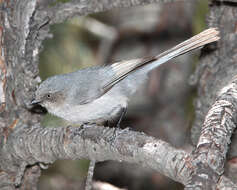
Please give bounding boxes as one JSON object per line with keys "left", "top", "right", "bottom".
{"left": 31, "top": 75, "right": 67, "bottom": 112}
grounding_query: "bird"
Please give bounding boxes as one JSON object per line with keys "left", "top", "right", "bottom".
{"left": 31, "top": 28, "right": 220, "bottom": 126}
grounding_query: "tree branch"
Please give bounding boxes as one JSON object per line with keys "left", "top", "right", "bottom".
{"left": 0, "top": 116, "right": 236, "bottom": 189}
{"left": 1, "top": 124, "right": 190, "bottom": 184}
{"left": 188, "top": 0, "right": 237, "bottom": 188}
{"left": 191, "top": 0, "right": 237, "bottom": 157}
{"left": 187, "top": 77, "right": 237, "bottom": 189}
{"left": 38, "top": 0, "right": 183, "bottom": 24}
{"left": 85, "top": 160, "right": 96, "bottom": 190}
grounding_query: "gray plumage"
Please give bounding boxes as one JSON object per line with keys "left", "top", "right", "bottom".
{"left": 32, "top": 28, "right": 220, "bottom": 124}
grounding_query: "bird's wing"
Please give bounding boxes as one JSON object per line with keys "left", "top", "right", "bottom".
{"left": 74, "top": 58, "right": 154, "bottom": 105}
{"left": 102, "top": 57, "right": 156, "bottom": 92}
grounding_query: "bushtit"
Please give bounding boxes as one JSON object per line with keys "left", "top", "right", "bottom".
{"left": 32, "top": 28, "right": 219, "bottom": 125}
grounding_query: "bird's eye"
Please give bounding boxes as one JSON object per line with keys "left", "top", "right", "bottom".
{"left": 47, "top": 94, "right": 51, "bottom": 98}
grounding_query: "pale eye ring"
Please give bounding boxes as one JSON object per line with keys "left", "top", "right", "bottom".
{"left": 47, "top": 94, "right": 51, "bottom": 98}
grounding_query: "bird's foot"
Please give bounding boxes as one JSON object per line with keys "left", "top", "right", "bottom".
{"left": 108, "top": 107, "right": 127, "bottom": 146}
{"left": 108, "top": 127, "right": 118, "bottom": 146}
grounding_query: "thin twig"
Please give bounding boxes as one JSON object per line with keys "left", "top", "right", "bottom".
{"left": 85, "top": 160, "right": 96, "bottom": 190}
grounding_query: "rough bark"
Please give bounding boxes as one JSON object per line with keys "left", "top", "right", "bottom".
{"left": 191, "top": 1, "right": 237, "bottom": 158}
{"left": 0, "top": 0, "right": 237, "bottom": 190}
{"left": 188, "top": 0, "right": 237, "bottom": 189}
{"left": 187, "top": 78, "right": 237, "bottom": 189}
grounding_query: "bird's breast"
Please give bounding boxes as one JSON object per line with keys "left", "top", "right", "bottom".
{"left": 50, "top": 93, "right": 128, "bottom": 124}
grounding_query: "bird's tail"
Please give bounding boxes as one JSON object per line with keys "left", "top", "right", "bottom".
{"left": 104, "top": 28, "right": 220, "bottom": 91}
{"left": 145, "top": 28, "right": 220, "bottom": 72}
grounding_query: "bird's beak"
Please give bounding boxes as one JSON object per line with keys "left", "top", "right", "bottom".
{"left": 31, "top": 99, "right": 41, "bottom": 105}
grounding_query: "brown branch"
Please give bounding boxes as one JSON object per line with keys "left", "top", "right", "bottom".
{"left": 186, "top": 77, "right": 237, "bottom": 189}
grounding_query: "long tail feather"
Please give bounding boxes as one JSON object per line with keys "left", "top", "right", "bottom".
{"left": 104, "top": 28, "right": 220, "bottom": 91}
{"left": 148, "top": 28, "right": 220, "bottom": 70}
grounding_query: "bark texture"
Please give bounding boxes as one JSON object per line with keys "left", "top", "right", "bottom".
{"left": 191, "top": 0, "right": 237, "bottom": 158}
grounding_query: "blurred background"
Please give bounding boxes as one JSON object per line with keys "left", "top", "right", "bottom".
{"left": 38, "top": 1, "right": 208, "bottom": 189}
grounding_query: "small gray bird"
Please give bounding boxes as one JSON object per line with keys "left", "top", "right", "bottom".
{"left": 32, "top": 28, "right": 219, "bottom": 125}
